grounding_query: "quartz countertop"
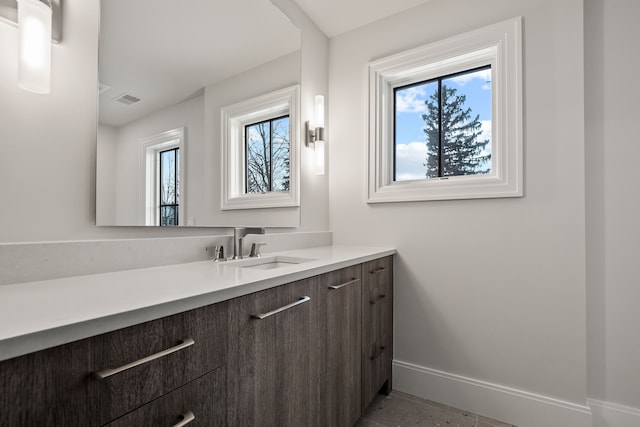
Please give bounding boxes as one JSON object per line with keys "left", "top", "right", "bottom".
{"left": 0, "top": 245, "right": 395, "bottom": 362}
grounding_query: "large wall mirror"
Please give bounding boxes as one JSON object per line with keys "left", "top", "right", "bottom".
{"left": 96, "top": 0, "right": 301, "bottom": 227}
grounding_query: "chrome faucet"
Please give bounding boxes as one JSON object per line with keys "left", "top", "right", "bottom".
{"left": 232, "top": 227, "right": 266, "bottom": 259}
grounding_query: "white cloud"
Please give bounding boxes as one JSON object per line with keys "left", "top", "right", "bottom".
{"left": 449, "top": 69, "right": 492, "bottom": 88}
{"left": 479, "top": 120, "right": 492, "bottom": 144}
{"left": 395, "top": 142, "right": 428, "bottom": 181}
{"left": 395, "top": 86, "right": 428, "bottom": 113}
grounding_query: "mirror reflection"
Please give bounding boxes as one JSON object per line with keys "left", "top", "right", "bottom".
{"left": 96, "top": 0, "right": 301, "bottom": 227}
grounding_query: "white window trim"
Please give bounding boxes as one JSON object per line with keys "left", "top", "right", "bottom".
{"left": 221, "top": 85, "right": 300, "bottom": 210}
{"left": 139, "top": 128, "right": 185, "bottom": 225}
{"left": 368, "top": 17, "right": 523, "bottom": 203}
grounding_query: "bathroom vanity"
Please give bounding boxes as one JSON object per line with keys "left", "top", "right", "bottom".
{"left": 0, "top": 246, "right": 394, "bottom": 426}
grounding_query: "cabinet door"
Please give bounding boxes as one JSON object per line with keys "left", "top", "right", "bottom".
{"left": 106, "top": 367, "right": 226, "bottom": 427}
{"left": 321, "top": 265, "right": 362, "bottom": 427}
{"left": 361, "top": 256, "right": 393, "bottom": 409}
{"left": 0, "top": 338, "right": 92, "bottom": 426}
{"left": 227, "top": 277, "right": 321, "bottom": 427}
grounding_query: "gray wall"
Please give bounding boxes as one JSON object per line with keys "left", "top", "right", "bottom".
{"left": 0, "top": 0, "right": 329, "bottom": 243}
{"left": 329, "top": 0, "right": 589, "bottom": 425}
{"left": 585, "top": 0, "right": 640, "bottom": 417}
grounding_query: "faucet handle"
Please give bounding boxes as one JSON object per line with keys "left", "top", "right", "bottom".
{"left": 249, "top": 242, "right": 267, "bottom": 258}
{"left": 208, "top": 245, "right": 226, "bottom": 262}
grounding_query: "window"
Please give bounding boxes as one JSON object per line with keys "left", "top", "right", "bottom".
{"left": 140, "top": 128, "right": 185, "bottom": 226}
{"left": 159, "top": 147, "right": 179, "bottom": 226}
{"left": 245, "top": 115, "right": 290, "bottom": 193}
{"left": 221, "top": 85, "right": 299, "bottom": 210}
{"left": 368, "top": 17, "right": 522, "bottom": 203}
{"left": 394, "top": 66, "right": 492, "bottom": 181}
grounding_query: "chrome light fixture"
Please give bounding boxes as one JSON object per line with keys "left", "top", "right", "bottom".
{"left": 306, "top": 95, "right": 325, "bottom": 175}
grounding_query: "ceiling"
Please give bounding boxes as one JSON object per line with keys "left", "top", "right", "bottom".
{"left": 98, "top": 0, "right": 432, "bottom": 128}
{"left": 98, "top": 0, "right": 300, "bottom": 127}
{"left": 292, "top": 0, "right": 432, "bottom": 37}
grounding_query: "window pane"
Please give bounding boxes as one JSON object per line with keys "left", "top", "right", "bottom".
{"left": 160, "top": 206, "right": 177, "bottom": 226}
{"left": 159, "top": 148, "right": 179, "bottom": 226}
{"left": 175, "top": 148, "right": 180, "bottom": 204}
{"left": 160, "top": 149, "right": 177, "bottom": 205}
{"left": 394, "top": 80, "right": 438, "bottom": 181}
{"left": 441, "top": 67, "right": 492, "bottom": 176}
{"left": 246, "top": 121, "right": 271, "bottom": 193}
{"left": 394, "top": 66, "right": 491, "bottom": 180}
{"left": 271, "top": 116, "right": 290, "bottom": 192}
{"left": 244, "top": 116, "right": 290, "bottom": 194}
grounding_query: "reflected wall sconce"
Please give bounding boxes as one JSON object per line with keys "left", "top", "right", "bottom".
{"left": 305, "top": 95, "right": 325, "bottom": 175}
{"left": 0, "top": 0, "right": 61, "bottom": 94}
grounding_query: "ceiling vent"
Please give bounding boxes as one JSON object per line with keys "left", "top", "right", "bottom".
{"left": 113, "top": 93, "right": 141, "bottom": 105}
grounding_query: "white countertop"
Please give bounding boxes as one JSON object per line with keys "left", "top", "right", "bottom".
{"left": 0, "top": 245, "right": 395, "bottom": 362}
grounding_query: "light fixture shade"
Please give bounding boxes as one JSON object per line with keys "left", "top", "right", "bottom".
{"left": 314, "top": 140, "right": 325, "bottom": 175}
{"left": 17, "top": 0, "right": 52, "bottom": 94}
{"left": 314, "top": 95, "right": 324, "bottom": 129}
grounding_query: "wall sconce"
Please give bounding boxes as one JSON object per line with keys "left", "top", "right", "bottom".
{"left": 306, "top": 95, "right": 325, "bottom": 175}
{"left": 0, "top": 0, "right": 61, "bottom": 94}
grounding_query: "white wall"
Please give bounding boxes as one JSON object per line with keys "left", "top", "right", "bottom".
{"left": 96, "top": 124, "right": 116, "bottom": 224}
{"left": 585, "top": 0, "right": 640, "bottom": 424}
{"left": 0, "top": 0, "right": 329, "bottom": 243}
{"left": 202, "top": 51, "right": 301, "bottom": 227}
{"left": 329, "top": 0, "right": 588, "bottom": 425}
{"left": 101, "top": 94, "right": 204, "bottom": 225}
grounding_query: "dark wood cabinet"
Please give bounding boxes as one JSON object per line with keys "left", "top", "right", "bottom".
{"left": 361, "top": 256, "right": 394, "bottom": 409}
{"left": 89, "top": 301, "right": 227, "bottom": 426}
{"left": 321, "top": 265, "right": 362, "bottom": 427}
{"left": 0, "top": 301, "right": 227, "bottom": 426}
{"left": 0, "top": 255, "right": 393, "bottom": 427}
{"left": 0, "top": 337, "right": 92, "bottom": 427}
{"left": 227, "top": 276, "right": 322, "bottom": 427}
{"left": 106, "top": 367, "right": 226, "bottom": 427}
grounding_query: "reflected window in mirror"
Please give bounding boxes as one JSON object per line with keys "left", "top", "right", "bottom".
{"left": 160, "top": 147, "right": 180, "bottom": 226}
{"left": 141, "top": 128, "right": 185, "bottom": 226}
{"left": 222, "top": 86, "right": 300, "bottom": 210}
{"left": 245, "top": 115, "right": 290, "bottom": 194}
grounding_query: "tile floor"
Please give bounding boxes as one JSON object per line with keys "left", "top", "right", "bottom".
{"left": 355, "top": 391, "right": 516, "bottom": 427}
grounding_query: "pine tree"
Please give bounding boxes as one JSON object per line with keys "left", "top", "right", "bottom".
{"left": 423, "top": 84, "right": 490, "bottom": 177}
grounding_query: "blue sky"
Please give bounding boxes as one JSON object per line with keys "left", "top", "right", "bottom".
{"left": 394, "top": 68, "right": 492, "bottom": 181}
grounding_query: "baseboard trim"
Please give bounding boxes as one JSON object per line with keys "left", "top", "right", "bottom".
{"left": 393, "top": 359, "right": 592, "bottom": 427}
{"left": 588, "top": 398, "right": 640, "bottom": 427}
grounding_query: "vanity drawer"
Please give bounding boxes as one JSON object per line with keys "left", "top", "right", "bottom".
{"left": 105, "top": 367, "right": 226, "bottom": 427}
{"left": 361, "top": 256, "right": 393, "bottom": 409}
{"left": 89, "top": 301, "right": 227, "bottom": 426}
{"left": 363, "top": 256, "right": 393, "bottom": 311}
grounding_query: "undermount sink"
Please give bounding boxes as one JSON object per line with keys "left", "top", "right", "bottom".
{"left": 232, "top": 255, "right": 315, "bottom": 270}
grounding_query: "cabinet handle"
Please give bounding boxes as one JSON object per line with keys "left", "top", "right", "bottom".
{"left": 371, "top": 345, "right": 386, "bottom": 360}
{"left": 93, "top": 338, "right": 195, "bottom": 379}
{"left": 251, "top": 296, "right": 311, "bottom": 320}
{"left": 173, "top": 411, "right": 195, "bottom": 427}
{"left": 370, "top": 266, "right": 385, "bottom": 275}
{"left": 328, "top": 278, "right": 359, "bottom": 290}
{"left": 370, "top": 294, "right": 386, "bottom": 305}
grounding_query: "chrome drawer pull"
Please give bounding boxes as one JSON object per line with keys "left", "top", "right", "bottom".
{"left": 370, "top": 266, "right": 385, "bottom": 275}
{"left": 370, "top": 294, "right": 386, "bottom": 305}
{"left": 251, "top": 296, "right": 311, "bottom": 320}
{"left": 328, "top": 278, "right": 359, "bottom": 290}
{"left": 94, "top": 338, "right": 196, "bottom": 379}
{"left": 173, "top": 411, "right": 196, "bottom": 427}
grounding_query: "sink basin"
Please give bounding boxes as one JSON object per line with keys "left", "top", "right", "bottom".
{"left": 231, "top": 256, "right": 315, "bottom": 270}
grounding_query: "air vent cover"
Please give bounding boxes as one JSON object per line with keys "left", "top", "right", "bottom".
{"left": 113, "top": 93, "right": 141, "bottom": 105}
